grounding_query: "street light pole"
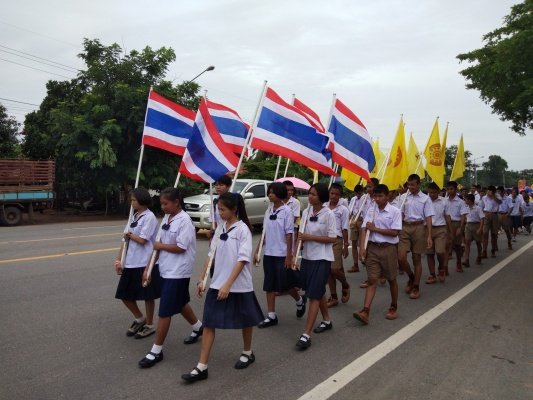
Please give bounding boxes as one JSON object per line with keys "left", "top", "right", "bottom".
{"left": 190, "top": 65, "right": 215, "bottom": 82}
{"left": 472, "top": 155, "right": 485, "bottom": 186}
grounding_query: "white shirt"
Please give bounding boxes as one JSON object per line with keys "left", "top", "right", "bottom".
{"left": 325, "top": 201, "right": 349, "bottom": 237}
{"left": 209, "top": 196, "right": 222, "bottom": 227}
{"left": 363, "top": 203, "right": 402, "bottom": 244}
{"left": 263, "top": 204, "right": 294, "bottom": 257}
{"left": 523, "top": 201, "right": 533, "bottom": 217}
{"left": 466, "top": 205, "right": 485, "bottom": 223}
{"left": 431, "top": 197, "right": 447, "bottom": 227}
{"left": 509, "top": 195, "right": 524, "bottom": 216}
{"left": 208, "top": 220, "right": 254, "bottom": 293}
{"left": 482, "top": 194, "right": 501, "bottom": 213}
{"left": 124, "top": 209, "right": 158, "bottom": 268}
{"left": 348, "top": 195, "right": 364, "bottom": 215}
{"left": 403, "top": 191, "right": 435, "bottom": 222}
{"left": 498, "top": 195, "right": 511, "bottom": 213}
{"left": 285, "top": 197, "right": 301, "bottom": 228}
{"left": 339, "top": 198, "right": 349, "bottom": 208}
{"left": 157, "top": 211, "right": 196, "bottom": 279}
{"left": 445, "top": 196, "right": 469, "bottom": 222}
{"left": 301, "top": 206, "right": 336, "bottom": 261}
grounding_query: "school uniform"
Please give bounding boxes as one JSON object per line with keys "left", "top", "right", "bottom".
{"left": 203, "top": 221, "right": 264, "bottom": 329}
{"left": 362, "top": 203, "right": 402, "bottom": 281}
{"left": 523, "top": 199, "right": 533, "bottom": 231}
{"left": 157, "top": 211, "right": 196, "bottom": 318}
{"left": 427, "top": 197, "right": 447, "bottom": 255}
{"left": 285, "top": 196, "right": 301, "bottom": 255}
{"left": 509, "top": 195, "right": 524, "bottom": 229}
{"left": 399, "top": 191, "right": 435, "bottom": 254}
{"left": 498, "top": 195, "right": 512, "bottom": 231}
{"left": 299, "top": 206, "right": 336, "bottom": 299}
{"left": 210, "top": 196, "right": 223, "bottom": 228}
{"left": 445, "top": 195, "right": 469, "bottom": 247}
{"left": 481, "top": 195, "right": 501, "bottom": 235}
{"left": 348, "top": 195, "right": 365, "bottom": 243}
{"left": 465, "top": 204, "right": 485, "bottom": 242}
{"left": 324, "top": 201, "right": 349, "bottom": 270}
{"left": 115, "top": 209, "right": 161, "bottom": 301}
{"left": 262, "top": 204, "right": 295, "bottom": 292}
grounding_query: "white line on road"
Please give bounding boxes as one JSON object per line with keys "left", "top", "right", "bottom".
{"left": 298, "top": 240, "right": 533, "bottom": 400}
{"left": 61, "top": 224, "right": 124, "bottom": 231}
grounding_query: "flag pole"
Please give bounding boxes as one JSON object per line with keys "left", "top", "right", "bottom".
{"left": 274, "top": 156, "right": 282, "bottom": 180}
{"left": 325, "top": 93, "right": 337, "bottom": 187}
{"left": 283, "top": 159, "right": 291, "bottom": 178}
{"left": 230, "top": 80, "right": 268, "bottom": 191}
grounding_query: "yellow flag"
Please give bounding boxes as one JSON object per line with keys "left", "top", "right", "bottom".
{"left": 440, "top": 123, "right": 448, "bottom": 160}
{"left": 382, "top": 118, "right": 408, "bottom": 190}
{"left": 341, "top": 167, "right": 361, "bottom": 190}
{"left": 407, "top": 133, "right": 425, "bottom": 177}
{"left": 450, "top": 135, "right": 465, "bottom": 181}
{"left": 424, "top": 118, "right": 444, "bottom": 188}
{"left": 370, "top": 139, "right": 386, "bottom": 178}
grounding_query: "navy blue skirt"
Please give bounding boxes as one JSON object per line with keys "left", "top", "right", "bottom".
{"left": 203, "top": 289, "right": 264, "bottom": 329}
{"left": 158, "top": 277, "right": 191, "bottom": 318}
{"left": 263, "top": 255, "right": 298, "bottom": 292}
{"left": 299, "top": 259, "right": 331, "bottom": 300}
{"left": 115, "top": 265, "right": 161, "bottom": 301}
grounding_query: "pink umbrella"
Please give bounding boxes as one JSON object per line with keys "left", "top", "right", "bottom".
{"left": 275, "top": 177, "right": 311, "bottom": 190}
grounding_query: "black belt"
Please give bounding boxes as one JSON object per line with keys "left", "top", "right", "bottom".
{"left": 368, "top": 241, "right": 395, "bottom": 247}
{"left": 403, "top": 220, "right": 424, "bottom": 226}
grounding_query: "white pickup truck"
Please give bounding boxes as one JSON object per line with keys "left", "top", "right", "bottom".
{"left": 183, "top": 179, "right": 308, "bottom": 230}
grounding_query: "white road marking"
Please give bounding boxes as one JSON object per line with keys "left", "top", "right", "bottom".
{"left": 298, "top": 239, "right": 533, "bottom": 400}
{"left": 62, "top": 224, "right": 124, "bottom": 231}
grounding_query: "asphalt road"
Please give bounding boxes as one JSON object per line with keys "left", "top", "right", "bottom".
{"left": 1, "top": 220, "right": 532, "bottom": 400}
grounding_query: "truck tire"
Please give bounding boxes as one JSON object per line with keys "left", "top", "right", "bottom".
{"left": 2, "top": 206, "right": 22, "bottom": 226}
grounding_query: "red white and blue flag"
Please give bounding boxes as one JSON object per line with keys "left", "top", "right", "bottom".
{"left": 205, "top": 100, "right": 250, "bottom": 155}
{"left": 142, "top": 91, "right": 195, "bottom": 155}
{"left": 293, "top": 98, "right": 326, "bottom": 134}
{"left": 179, "top": 98, "right": 239, "bottom": 183}
{"left": 327, "top": 99, "right": 375, "bottom": 181}
{"left": 250, "top": 87, "right": 336, "bottom": 176}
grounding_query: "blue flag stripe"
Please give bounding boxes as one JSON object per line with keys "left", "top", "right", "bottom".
{"left": 329, "top": 116, "right": 375, "bottom": 170}
{"left": 145, "top": 109, "right": 192, "bottom": 138}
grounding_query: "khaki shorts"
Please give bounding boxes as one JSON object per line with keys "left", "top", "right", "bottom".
{"left": 449, "top": 221, "right": 464, "bottom": 246}
{"left": 331, "top": 237, "right": 344, "bottom": 270}
{"left": 399, "top": 223, "right": 427, "bottom": 254}
{"left": 465, "top": 223, "right": 482, "bottom": 242}
{"left": 427, "top": 225, "right": 447, "bottom": 255}
{"left": 350, "top": 218, "right": 362, "bottom": 242}
{"left": 499, "top": 214, "right": 510, "bottom": 230}
{"left": 483, "top": 213, "right": 500, "bottom": 235}
{"left": 365, "top": 242, "right": 398, "bottom": 281}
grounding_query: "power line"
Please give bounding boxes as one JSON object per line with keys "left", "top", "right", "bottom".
{"left": 0, "top": 97, "right": 40, "bottom": 106}
{"left": 0, "top": 45, "right": 79, "bottom": 72}
{"left": 0, "top": 20, "right": 79, "bottom": 47}
{"left": 0, "top": 57, "right": 73, "bottom": 79}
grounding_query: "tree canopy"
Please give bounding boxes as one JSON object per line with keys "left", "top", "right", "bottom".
{"left": 457, "top": 0, "right": 533, "bottom": 135}
{"left": 22, "top": 39, "right": 203, "bottom": 206}
{"left": 0, "top": 103, "right": 20, "bottom": 157}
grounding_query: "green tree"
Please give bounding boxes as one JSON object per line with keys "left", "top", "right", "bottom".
{"left": 457, "top": 0, "right": 533, "bottom": 135}
{"left": 481, "top": 155, "right": 508, "bottom": 185}
{"left": 0, "top": 103, "right": 20, "bottom": 157}
{"left": 22, "top": 39, "right": 203, "bottom": 212}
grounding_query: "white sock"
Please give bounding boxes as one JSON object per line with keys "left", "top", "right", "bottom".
{"left": 268, "top": 312, "right": 277, "bottom": 320}
{"left": 146, "top": 344, "right": 162, "bottom": 360}
{"left": 296, "top": 296, "right": 303, "bottom": 306}
{"left": 191, "top": 362, "right": 207, "bottom": 375}
{"left": 135, "top": 316, "right": 145, "bottom": 323}
{"left": 301, "top": 333, "right": 310, "bottom": 341}
{"left": 322, "top": 320, "right": 331, "bottom": 325}
{"left": 239, "top": 350, "right": 253, "bottom": 363}
{"left": 192, "top": 320, "right": 202, "bottom": 331}
{"left": 144, "top": 324, "right": 154, "bottom": 329}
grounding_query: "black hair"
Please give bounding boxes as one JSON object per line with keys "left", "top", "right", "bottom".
{"left": 283, "top": 180, "right": 295, "bottom": 188}
{"left": 131, "top": 187, "right": 152, "bottom": 207}
{"left": 373, "top": 184, "right": 389, "bottom": 195}
{"left": 465, "top": 194, "right": 475, "bottom": 203}
{"left": 267, "top": 182, "right": 288, "bottom": 200}
{"left": 329, "top": 183, "right": 343, "bottom": 195}
{"left": 215, "top": 175, "right": 232, "bottom": 187}
{"left": 487, "top": 185, "right": 496, "bottom": 192}
{"left": 446, "top": 181, "right": 458, "bottom": 189}
{"left": 160, "top": 187, "right": 185, "bottom": 210}
{"left": 369, "top": 178, "right": 379, "bottom": 186}
{"left": 217, "top": 192, "right": 252, "bottom": 232}
{"left": 497, "top": 185, "right": 504, "bottom": 191}
{"left": 310, "top": 182, "right": 329, "bottom": 203}
{"left": 427, "top": 182, "right": 441, "bottom": 191}
{"left": 408, "top": 174, "right": 421, "bottom": 183}
{"left": 353, "top": 184, "right": 364, "bottom": 193}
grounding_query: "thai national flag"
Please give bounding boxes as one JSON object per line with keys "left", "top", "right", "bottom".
{"left": 250, "top": 87, "right": 336, "bottom": 176}
{"left": 142, "top": 91, "right": 195, "bottom": 155}
{"left": 293, "top": 98, "right": 326, "bottom": 133}
{"left": 327, "top": 99, "right": 375, "bottom": 181}
{"left": 179, "top": 98, "right": 239, "bottom": 183}
{"left": 205, "top": 100, "right": 250, "bottom": 155}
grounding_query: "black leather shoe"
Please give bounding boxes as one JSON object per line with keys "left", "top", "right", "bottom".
{"left": 181, "top": 367, "right": 208, "bottom": 383}
{"left": 258, "top": 317, "right": 278, "bottom": 328}
{"left": 296, "top": 335, "right": 311, "bottom": 350}
{"left": 296, "top": 295, "right": 307, "bottom": 318}
{"left": 184, "top": 325, "right": 203, "bottom": 344}
{"left": 313, "top": 321, "right": 332, "bottom": 334}
{"left": 234, "top": 352, "right": 255, "bottom": 369}
{"left": 138, "top": 351, "right": 163, "bottom": 368}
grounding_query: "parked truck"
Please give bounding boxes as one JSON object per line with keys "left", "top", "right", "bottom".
{"left": 0, "top": 159, "right": 55, "bottom": 226}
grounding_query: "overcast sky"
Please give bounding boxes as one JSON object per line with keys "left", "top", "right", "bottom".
{"left": 1, "top": 0, "right": 531, "bottom": 172}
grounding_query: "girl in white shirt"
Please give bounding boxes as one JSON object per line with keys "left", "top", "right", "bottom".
{"left": 138, "top": 188, "right": 203, "bottom": 369}
{"left": 114, "top": 187, "right": 160, "bottom": 339}
{"left": 295, "top": 183, "right": 337, "bottom": 350}
{"left": 182, "top": 192, "right": 264, "bottom": 383}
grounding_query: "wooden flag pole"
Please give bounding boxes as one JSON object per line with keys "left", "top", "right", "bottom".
{"left": 361, "top": 203, "right": 376, "bottom": 262}
{"left": 274, "top": 155, "right": 282, "bottom": 181}
{"left": 142, "top": 214, "right": 168, "bottom": 287}
{"left": 293, "top": 205, "right": 311, "bottom": 268}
